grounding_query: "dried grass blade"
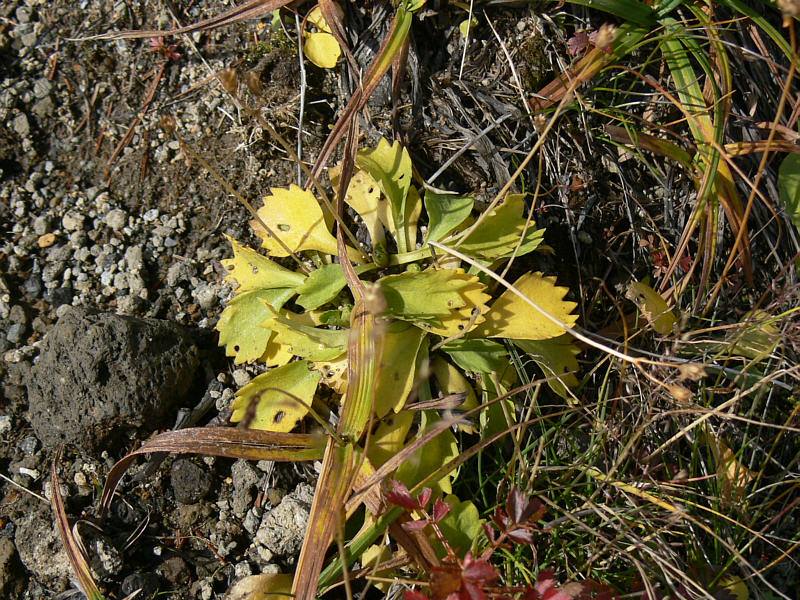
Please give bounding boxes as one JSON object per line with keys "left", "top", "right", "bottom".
{"left": 91, "top": 0, "right": 295, "bottom": 40}
{"left": 100, "top": 428, "right": 325, "bottom": 517}
{"left": 51, "top": 450, "right": 105, "bottom": 600}
{"left": 292, "top": 440, "right": 358, "bottom": 599}
{"left": 308, "top": 4, "right": 414, "bottom": 182}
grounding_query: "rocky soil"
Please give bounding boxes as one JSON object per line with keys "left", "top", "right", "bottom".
{"left": 0, "top": 0, "right": 554, "bottom": 596}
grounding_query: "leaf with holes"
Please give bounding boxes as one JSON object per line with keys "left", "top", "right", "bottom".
{"left": 424, "top": 191, "right": 474, "bottom": 243}
{"left": 515, "top": 335, "right": 580, "bottom": 400}
{"left": 222, "top": 237, "right": 306, "bottom": 292}
{"left": 356, "top": 138, "right": 413, "bottom": 251}
{"left": 459, "top": 194, "right": 545, "bottom": 259}
{"left": 252, "top": 185, "right": 360, "bottom": 259}
{"left": 472, "top": 272, "right": 578, "bottom": 341}
{"left": 626, "top": 280, "right": 676, "bottom": 335}
{"left": 231, "top": 361, "right": 321, "bottom": 432}
{"left": 216, "top": 288, "right": 295, "bottom": 364}
{"left": 379, "top": 269, "right": 489, "bottom": 332}
{"left": 312, "top": 352, "right": 348, "bottom": 394}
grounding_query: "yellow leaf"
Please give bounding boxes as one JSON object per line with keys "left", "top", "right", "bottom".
{"left": 626, "top": 281, "right": 677, "bottom": 335}
{"left": 472, "top": 272, "right": 578, "bottom": 341}
{"left": 216, "top": 288, "right": 295, "bottom": 364}
{"left": 515, "top": 335, "right": 580, "bottom": 401}
{"left": 703, "top": 426, "right": 756, "bottom": 505}
{"left": 367, "top": 410, "right": 414, "bottom": 468}
{"left": 231, "top": 361, "right": 321, "bottom": 432}
{"left": 304, "top": 32, "right": 341, "bottom": 69}
{"left": 251, "top": 185, "right": 358, "bottom": 259}
{"left": 306, "top": 6, "right": 331, "bottom": 32}
{"left": 222, "top": 237, "right": 306, "bottom": 292}
{"left": 719, "top": 576, "right": 749, "bottom": 600}
{"left": 458, "top": 17, "right": 478, "bottom": 38}
{"left": 458, "top": 194, "right": 545, "bottom": 259}
{"left": 312, "top": 352, "right": 348, "bottom": 394}
{"left": 341, "top": 169, "right": 389, "bottom": 264}
{"left": 356, "top": 138, "right": 413, "bottom": 251}
{"left": 374, "top": 322, "right": 427, "bottom": 417}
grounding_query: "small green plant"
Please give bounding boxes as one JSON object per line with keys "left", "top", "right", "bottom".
{"left": 213, "top": 137, "right": 582, "bottom": 595}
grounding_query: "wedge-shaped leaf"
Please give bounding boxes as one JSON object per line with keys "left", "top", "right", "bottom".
{"left": 425, "top": 191, "right": 474, "bottom": 242}
{"left": 296, "top": 263, "right": 372, "bottom": 311}
{"left": 231, "top": 361, "right": 321, "bottom": 432}
{"left": 357, "top": 138, "right": 413, "bottom": 251}
{"left": 367, "top": 410, "right": 414, "bottom": 468}
{"left": 252, "top": 185, "right": 358, "bottom": 258}
{"left": 216, "top": 288, "right": 296, "bottom": 364}
{"left": 374, "top": 322, "right": 427, "bottom": 417}
{"left": 265, "top": 313, "right": 348, "bottom": 362}
{"left": 515, "top": 335, "right": 580, "bottom": 400}
{"left": 441, "top": 338, "right": 509, "bottom": 373}
{"left": 472, "top": 272, "right": 578, "bottom": 341}
{"left": 312, "top": 352, "right": 348, "bottom": 394}
{"left": 222, "top": 237, "right": 306, "bottom": 292}
{"left": 396, "top": 412, "right": 460, "bottom": 495}
{"left": 379, "top": 269, "right": 488, "bottom": 324}
{"left": 436, "top": 495, "right": 481, "bottom": 558}
{"left": 459, "top": 194, "right": 544, "bottom": 259}
{"left": 626, "top": 281, "right": 677, "bottom": 335}
{"left": 405, "top": 185, "right": 423, "bottom": 248}
{"left": 423, "top": 280, "right": 491, "bottom": 337}
{"left": 340, "top": 168, "right": 390, "bottom": 263}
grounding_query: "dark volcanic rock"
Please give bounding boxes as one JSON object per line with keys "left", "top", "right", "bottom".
{"left": 27, "top": 307, "right": 200, "bottom": 451}
{"left": 171, "top": 458, "right": 214, "bottom": 504}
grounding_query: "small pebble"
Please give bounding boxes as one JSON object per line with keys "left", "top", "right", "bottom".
{"left": 105, "top": 208, "right": 127, "bottom": 231}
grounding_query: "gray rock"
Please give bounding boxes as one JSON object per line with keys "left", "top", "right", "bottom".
{"left": 124, "top": 245, "right": 144, "bottom": 271}
{"left": 32, "top": 97, "right": 53, "bottom": 118}
{"left": 121, "top": 572, "right": 161, "bottom": 598}
{"left": 32, "top": 215, "right": 50, "bottom": 235}
{"left": 33, "top": 78, "right": 52, "bottom": 99}
{"left": 27, "top": 307, "right": 200, "bottom": 451}
{"left": 87, "top": 533, "right": 123, "bottom": 580}
{"left": 171, "top": 458, "right": 214, "bottom": 504}
{"left": 255, "top": 484, "right": 314, "bottom": 560}
{"left": 12, "top": 113, "right": 29, "bottom": 136}
{"left": 105, "top": 208, "right": 127, "bottom": 231}
{"left": 14, "top": 509, "right": 71, "bottom": 590}
{"left": 231, "top": 459, "right": 261, "bottom": 516}
{"left": 62, "top": 210, "right": 84, "bottom": 231}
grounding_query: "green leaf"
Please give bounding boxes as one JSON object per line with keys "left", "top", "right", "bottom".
{"left": 356, "top": 138, "right": 413, "bottom": 252}
{"left": 266, "top": 314, "right": 348, "bottom": 362}
{"left": 378, "top": 268, "right": 488, "bottom": 323}
{"left": 424, "top": 191, "right": 474, "bottom": 243}
{"left": 231, "top": 361, "right": 321, "bottom": 432}
{"left": 778, "top": 153, "right": 800, "bottom": 228}
{"left": 515, "top": 335, "right": 580, "bottom": 400}
{"left": 437, "top": 496, "right": 481, "bottom": 558}
{"left": 216, "top": 288, "right": 295, "bottom": 364}
{"left": 296, "top": 263, "right": 373, "bottom": 311}
{"left": 222, "top": 237, "right": 306, "bottom": 292}
{"left": 374, "top": 322, "right": 427, "bottom": 418}
{"left": 459, "top": 194, "right": 545, "bottom": 260}
{"left": 471, "top": 272, "right": 578, "bottom": 341}
{"left": 441, "top": 338, "right": 509, "bottom": 373}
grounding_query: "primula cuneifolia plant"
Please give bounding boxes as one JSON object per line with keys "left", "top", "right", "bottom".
{"left": 214, "top": 137, "right": 581, "bottom": 592}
